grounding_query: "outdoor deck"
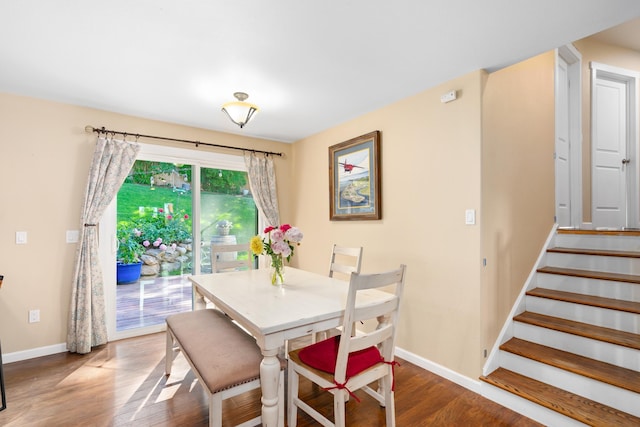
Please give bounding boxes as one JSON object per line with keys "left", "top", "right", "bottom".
{"left": 116, "top": 275, "right": 194, "bottom": 331}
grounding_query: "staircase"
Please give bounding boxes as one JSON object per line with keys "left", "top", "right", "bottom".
{"left": 480, "top": 228, "right": 640, "bottom": 426}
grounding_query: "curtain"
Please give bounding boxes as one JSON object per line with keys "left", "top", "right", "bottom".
{"left": 67, "top": 136, "right": 140, "bottom": 354}
{"left": 244, "top": 152, "right": 280, "bottom": 227}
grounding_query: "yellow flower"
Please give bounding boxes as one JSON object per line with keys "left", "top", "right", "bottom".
{"left": 250, "top": 235, "right": 264, "bottom": 256}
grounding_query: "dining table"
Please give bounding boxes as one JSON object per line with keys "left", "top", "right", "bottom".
{"left": 189, "top": 266, "right": 395, "bottom": 427}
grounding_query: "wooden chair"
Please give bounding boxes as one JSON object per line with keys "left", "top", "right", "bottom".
{"left": 287, "top": 264, "right": 407, "bottom": 427}
{"left": 312, "top": 245, "right": 363, "bottom": 343}
{"left": 211, "top": 243, "right": 253, "bottom": 273}
{"left": 328, "top": 245, "right": 363, "bottom": 280}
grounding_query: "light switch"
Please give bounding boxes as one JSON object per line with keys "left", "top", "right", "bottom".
{"left": 16, "top": 231, "right": 28, "bottom": 244}
{"left": 66, "top": 230, "right": 80, "bottom": 243}
{"left": 465, "top": 209, "right": 476, "bottom": 225}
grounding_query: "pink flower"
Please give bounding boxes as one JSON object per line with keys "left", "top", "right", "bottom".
{"left": 143, "top": 240, "right": 150, "bottom": 247}
{"left": 271, "top": 240, "right": 289, "bottom": 255}
{"left": 184, "top": 214, "right": 189, "bottom": 219}
{"left": 167, "top": 215, "right": 173, "bottom": 220}
{"left": 158, "top": 208, "right": 164, "bottom": 213}
{"left": 270, "top": 229, "right": 285, "bottom": 242}
{"left": 264, "top": 226, "right": 275, "bottom": 233}
{"left": 171, "top": 243, "right": 177, "bottom": 249}
{"left": 160, "top": 244, "right": 168, "bottom": 251}
{"left": 134, "top": 228, "right": 142, "bottom": 237}
{"left": 280, "top": 224, "right": 292, "bottom": 232}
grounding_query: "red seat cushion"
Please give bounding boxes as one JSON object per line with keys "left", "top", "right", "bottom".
{"left": 298, "top": 336, "right": 382, "bottom": 378}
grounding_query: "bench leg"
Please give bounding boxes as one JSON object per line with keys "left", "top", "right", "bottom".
{"left": 210, "top": 393, "right": 222, "bottom": 427}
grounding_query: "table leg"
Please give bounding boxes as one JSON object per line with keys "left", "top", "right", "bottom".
{"left": 260, "top": 348, "right": 282, "bottom": 427}
{"left": 191, "top": 283, "right": 207, "bottom": 310}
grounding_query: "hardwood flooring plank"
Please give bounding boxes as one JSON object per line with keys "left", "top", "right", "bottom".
{"left": 0, "top": 333, "right": 541, "bottom": 426}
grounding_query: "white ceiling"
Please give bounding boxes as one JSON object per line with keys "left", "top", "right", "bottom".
{"left": 1, "top": 1, "right": 640, "bottom": 143}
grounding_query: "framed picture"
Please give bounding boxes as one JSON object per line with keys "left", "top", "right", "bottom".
{"left": 329, "top": 131, "right": 381, "bottom": 220}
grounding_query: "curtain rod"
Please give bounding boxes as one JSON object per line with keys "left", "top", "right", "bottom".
{"left": 84, "top": 126, "right": 283, "bottom": 157}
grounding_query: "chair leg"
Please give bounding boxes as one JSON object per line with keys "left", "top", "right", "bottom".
{"left": 278, "top": 370, "right": 285, "bottom": 427}
{"left": 382, "top": 375, "right": 395, "bottom": 427}
{"left": 333, "top": 390, "right": 347, "bottom": 427}
{"left": 165, "top": 330, "right": 173, "bottom": 375}
{"left": 287, "top": 365, "right": 299, "bottom": 427}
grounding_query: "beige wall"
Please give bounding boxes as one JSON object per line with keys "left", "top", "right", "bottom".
{"left": 480, "top": 52, "right": 557, "bottom": 356}
{"left": 1, "top": 54, "right": 560, "bottom": 381}
{"left": 0, "top": 92, "right": 292, "bottom": 354}
{"left": 292, "top": 71, "right": 485, "bottom": 378}
{"left": 572, "top": 38, "right": 640, "bottom": 223}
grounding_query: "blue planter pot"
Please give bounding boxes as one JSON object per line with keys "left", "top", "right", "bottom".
{"left": 117, "top": 262, "right": 142, "bottom": 284}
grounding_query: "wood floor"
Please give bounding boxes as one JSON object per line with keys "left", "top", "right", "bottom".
{"left": 0, "top": 333, "right": 542, "bottom": 426}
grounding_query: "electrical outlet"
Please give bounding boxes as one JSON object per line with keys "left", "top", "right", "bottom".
{"left": 29, "top": 309, "right": 40, "bottom": 323}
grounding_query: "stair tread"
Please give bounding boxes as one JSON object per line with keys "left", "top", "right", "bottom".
{"left": 537, "top": 266, "right": 640, "bottom": 284}
{"left": 501, "top": 338, "right": 640, "bottom": 394}
{"left": 480, "top": 368, "right": 640, "bottom": 426}
{"left": 514, "top": 311, "right": 640, "bottom": 350}
{"left": 527, "top": 287, "right": 640, "bottom": 314}
{"left": 548, "top": 246, "right": 640, "bottom": 258}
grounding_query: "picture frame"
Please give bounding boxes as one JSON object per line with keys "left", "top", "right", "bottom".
{"left": 329, "top": 131, "right": 381, "bottom": 220}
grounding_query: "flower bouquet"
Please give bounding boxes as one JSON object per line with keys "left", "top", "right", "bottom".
{"left": 250, "top": 224, "right": 303, "bottom": 285}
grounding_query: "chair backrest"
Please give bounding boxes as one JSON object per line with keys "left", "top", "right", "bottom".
{"left": 211, "top": 243, "right": 253, "bottom": 273}
{"left": 334, "top": 264, "right": 406, "bottom": 384}
{"left": 328, "top": 245, "right": 363, "bottom": 279}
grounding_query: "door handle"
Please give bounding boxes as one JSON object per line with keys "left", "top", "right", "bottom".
{"left": 622, "top": 158, "right": 630, "bottom": 171}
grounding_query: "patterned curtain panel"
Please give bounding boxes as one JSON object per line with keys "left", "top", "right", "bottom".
{"left": 244, "top": 152, "right": 280, "bottom": 227}
{"left": 67, "top": 136, "right": 140, "bottom": 354}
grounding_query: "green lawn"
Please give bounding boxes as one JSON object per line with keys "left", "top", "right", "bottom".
{"left": 117, "top": 183, "right": 258, "bottom": 245}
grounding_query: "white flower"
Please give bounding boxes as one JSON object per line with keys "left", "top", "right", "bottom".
{"left": 285, "top": 227, "right": 303, "bottom": 243}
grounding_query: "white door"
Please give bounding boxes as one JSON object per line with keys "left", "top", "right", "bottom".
{"left": 555, "top": 54, "right": 571, "bottom": 226}
{"left": 591, "top": 62, "right": 639, "bottom": 228}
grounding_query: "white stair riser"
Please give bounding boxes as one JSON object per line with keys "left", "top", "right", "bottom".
{"left": 535, "top": 273, "right": 640, "bottom": 302}
{"left": 480, "top": 382, "right": 588, "bottom": 427}
{"left": 544, "top": 252, "right": 640, "bottom": 275}
{"left": 554, "top": 234, "right": 640, "bottom": 252}
{"left": 513, "top": 322, "right": 640, "bottom": 371}
{"left": 499, "top": 351, "right": 640, "bottom": 417}
{"left": 525, "top": 296, "right": 640, "bottom": 334}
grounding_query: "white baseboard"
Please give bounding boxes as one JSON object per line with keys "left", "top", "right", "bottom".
{"left": 3, "top": 342, "right": 67, "bottom": 364}
{"left": 395, "top": 346, "right": 481, "bottom": 394}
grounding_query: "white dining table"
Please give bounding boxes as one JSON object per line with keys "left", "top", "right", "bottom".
{"left": 189, "top": 266, "right": 394, "bottom": 427}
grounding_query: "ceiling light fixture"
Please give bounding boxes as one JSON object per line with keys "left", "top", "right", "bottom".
{"left": 221, "top": 92, "right": 259, "bottom": 128}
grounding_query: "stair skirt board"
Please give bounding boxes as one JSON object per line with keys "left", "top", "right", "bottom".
{"left": 535, "top": 274, "right": 640, "bottom": 302}
{"left": 513, "top": 322, "right": 640, "bottom": 371}
{"left": 524, "top": 296, "right": 640, "bottom": 333}
{"left": 479, "top": 382, "right": 588, "bottom": 427}
{"left": 498, "top": 351, "right": 640, "bottom": 416}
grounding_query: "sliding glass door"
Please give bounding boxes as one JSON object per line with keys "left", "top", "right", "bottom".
{"left": 103, "top": 143, "right": 257, "bottom": 340}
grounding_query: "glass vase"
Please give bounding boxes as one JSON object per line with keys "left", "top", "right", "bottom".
{"left": 270, "top": 254, "right": 285, "bottom": 286}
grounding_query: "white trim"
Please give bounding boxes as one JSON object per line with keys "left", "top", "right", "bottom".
{"left": 3, "top": 342, "right": 68, "bottom": 364}
{"left": 555, "top": 44, "right": 583, "bottom": 228}
{"left": 590, "top": 61, "right": 640, "bottom": 228}
{"left": 395, "top": 347, "right": 481, "bottom": 393}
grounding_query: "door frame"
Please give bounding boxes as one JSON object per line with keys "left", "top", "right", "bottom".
{"left": 102, "top": 142, "right": 249, "bottom": 341}
{"left": 590, "top": 61, "right": 640, "bottom": 229}
{"left": 555, "top": 44, "right": 583, "bottom": 228}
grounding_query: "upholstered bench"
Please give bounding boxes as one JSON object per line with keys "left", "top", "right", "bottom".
{"left": 166, "top": 309, "right": 283, "bottom": 427}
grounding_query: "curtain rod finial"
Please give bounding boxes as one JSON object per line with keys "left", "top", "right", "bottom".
{"left": 84, "top": 125, "right": 95, "bottom": 133}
